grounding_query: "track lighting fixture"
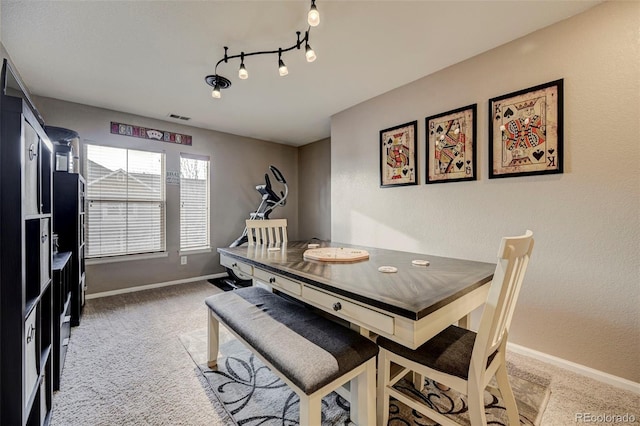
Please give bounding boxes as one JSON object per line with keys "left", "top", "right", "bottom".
{"left": 205, "top": 0, "right": 320, "bottom": 99}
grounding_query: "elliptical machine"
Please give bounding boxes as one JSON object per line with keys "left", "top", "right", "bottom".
{"left": 219, "top": 165, "right": 288, "bottom": 289}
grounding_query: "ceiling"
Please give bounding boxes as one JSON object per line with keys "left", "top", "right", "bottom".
{"left": 2, "top": 1, "right": 600, "bottom": 147}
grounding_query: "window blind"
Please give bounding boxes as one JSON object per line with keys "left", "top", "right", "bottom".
{"left": 85, "top": 144, "right": 165, "bottom": 258}
{"left": 180, "top": 154, "right": 210, "bottom": 251}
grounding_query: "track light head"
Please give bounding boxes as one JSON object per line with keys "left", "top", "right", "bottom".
{"left": 205, "top": 74, "right": 231, "bottom": 100}
{"left": 278, "top": 49, "right": 289, "bottom": 76}
{"left": 308, "top": 0, "right": 320, "bottom": 27}
{"left": 238, "top": 53, "right": 248, "bottom": 79}
{"left": 212, "top": 84, "right": 221, "bottom": 99}
{"left": 238, "top": 64, "right": 248, "bottom": 80}
{"left": 305, "top": 43, "right": 316, "bottom": 62}
{"left": 278, "top": 59, "right": 289, "bottom": 77}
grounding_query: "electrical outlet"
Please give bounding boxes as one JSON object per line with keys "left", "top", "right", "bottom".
{"left": 180, "top": 256, "right": 187, "bottom": 265}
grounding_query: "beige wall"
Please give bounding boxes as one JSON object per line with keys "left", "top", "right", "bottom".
{"left": 298, "top": 138, "right": 331, "bottom": 241}
{"left": 331, "top": 1, "right": 639, "bottom": 382}
{"left": 34, "top": 96, "right": 299, "bottom": 295}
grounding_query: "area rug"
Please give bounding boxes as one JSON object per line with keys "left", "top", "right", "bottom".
{"left": 179, "top": 328, "right": 551, "bottom": 426}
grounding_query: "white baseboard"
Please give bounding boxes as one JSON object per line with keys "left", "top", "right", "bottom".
{"left": 85, "top": 273, "right": 227, "bottom": 300}
{"left": 507, "top": 342, "right": 640, "bottom": 394}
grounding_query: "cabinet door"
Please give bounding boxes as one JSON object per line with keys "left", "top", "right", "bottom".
{"left": 24, "top": 306, "right": 39, "bottom": 404}
{"left": 24, "top": 119, "right": 40, "bottom": 216}
{"left": 40, "top": 218, "right": 50, "bottom": 290}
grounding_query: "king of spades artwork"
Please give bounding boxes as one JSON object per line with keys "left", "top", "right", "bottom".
{"left": 492, "top": 81, "right": 561, "bottom": 177}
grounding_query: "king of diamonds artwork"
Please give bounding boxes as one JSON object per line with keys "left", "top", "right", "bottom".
{"left": 380, "top": 121, "right": 417, "bottom": 187}
{"left": 426, "top": 104, "right": 477, "bottom": 184}
{"left": 489, "top": 79, "right": 563, "bottom": 178}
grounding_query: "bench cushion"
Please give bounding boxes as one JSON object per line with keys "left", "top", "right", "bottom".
{"left": 205, "top": 286, "right": 379, "bottom": 395}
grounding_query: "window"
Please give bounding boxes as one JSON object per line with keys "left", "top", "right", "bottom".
{"left": 180, "top": 154, "right": 210, "bottom": 251}
{"left": 85, "top": 144, "right": 165, "bottom": 258}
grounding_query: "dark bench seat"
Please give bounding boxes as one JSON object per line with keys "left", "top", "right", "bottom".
{"left": 205, "top": 286, "right": 378, "bottom": 425}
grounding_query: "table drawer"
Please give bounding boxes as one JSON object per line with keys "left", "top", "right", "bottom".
{"left": 253, "top": 268, "right": 302, "bottom": 296}
{"left": 220, "top": 254, "right": 253, "bottom": 277}
{"left": 302, "top": 286, "right": 394, "bottom": 335}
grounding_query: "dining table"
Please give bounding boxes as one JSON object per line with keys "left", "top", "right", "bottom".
{"left": 218, "top": 240, "right": 496, "bottom": 350}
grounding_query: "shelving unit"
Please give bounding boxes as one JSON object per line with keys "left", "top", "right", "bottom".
{"left": 53, "top": 172, "right": 86, "bottom": 326}
{"left": 52, "top": 251, "right": 72, "bottom": 391}
{"left": 0, "top": 59, "right": 54, "bottom": 425}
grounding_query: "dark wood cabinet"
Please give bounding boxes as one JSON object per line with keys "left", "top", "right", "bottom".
{"left": 53, "top": 172, "right": 86, "bottom": 326}
{"left": 0, "top": 59, "right": 54, "bottom": 425}
{"left": 52, "top": 251, "right": 72, "bottom": 391}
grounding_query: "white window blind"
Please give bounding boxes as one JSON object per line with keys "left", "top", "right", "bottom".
{"left": 85, "top": 144, "right": 165, "bottom": 258}
{"left": 180, "top": 154, "right": 210, "bottom": 251}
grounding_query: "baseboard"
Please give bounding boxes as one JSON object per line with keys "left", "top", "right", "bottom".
{"left": 507, "top": 342, "right": 640, "bottom": 394}
{"left": 85, "top": 273, "right": 227, "bottom": 300}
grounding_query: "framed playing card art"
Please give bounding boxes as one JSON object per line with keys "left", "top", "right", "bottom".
{"left": 380, "top": 121, "right": 418, "bottom": 187}
{"left": 425, "top": 104, "right": 477, "bottom": 184}
{"left": 489, "top": 79, "right": 563, "bottom": 179}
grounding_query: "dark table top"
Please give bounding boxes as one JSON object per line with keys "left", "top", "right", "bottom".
{"left": 218, "top": 241, "right": 495, "bottom": 321}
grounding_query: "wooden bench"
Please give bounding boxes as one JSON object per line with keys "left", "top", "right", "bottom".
{"left": 205, "top": 286, "right": 378, "bottom": 426}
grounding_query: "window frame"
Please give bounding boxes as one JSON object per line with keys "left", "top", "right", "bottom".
{"left": 179, "top": 153, "right": 211, "bottom": 253}
{"left": 84, "top": 143, "right": 167, "bottom": 260}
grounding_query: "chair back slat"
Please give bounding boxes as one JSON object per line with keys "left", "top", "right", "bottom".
{"left": 472, "top": 231, "right": 534, "bottom": 364}
{"left": 245, "top": 219, "right": 288, "bottom": 246}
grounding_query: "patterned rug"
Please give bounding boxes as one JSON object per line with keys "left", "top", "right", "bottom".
{"left": 180, "top": 328, "right": 551, "bottom": 426}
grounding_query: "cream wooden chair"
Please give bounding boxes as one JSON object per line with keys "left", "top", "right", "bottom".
{"left": 377, "top": 230, "right": 534, "bottom": 426}
{"left": 245, "top": 219, "right": 288, "bottom": 246}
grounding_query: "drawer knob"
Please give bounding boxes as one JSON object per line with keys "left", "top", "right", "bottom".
{"left": 332, "top": 302, "right": 342, "bottom": 312}
{"left": 269, "top": 277, "right": 276, "bottom": 283}
{"left": 232, "top": 263, "right": 238, "bottom": 268}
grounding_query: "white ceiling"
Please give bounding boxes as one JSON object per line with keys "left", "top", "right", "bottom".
{"left": 2, "top": 0, "right": 600, "bottom": 147}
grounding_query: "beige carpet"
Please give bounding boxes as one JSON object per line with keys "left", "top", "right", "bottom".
{"left": 50, "top": 281, "right": 232, "bottom": 426}
{"left": 50, "top": 281, "right": 639, "bottom": 425}
{"left": 180, "top": 327, "right": 550, "bottom": 425}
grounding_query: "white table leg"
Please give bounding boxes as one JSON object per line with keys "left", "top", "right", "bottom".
{"left": 207, "top": 310, "right": 219, "bottom": 368}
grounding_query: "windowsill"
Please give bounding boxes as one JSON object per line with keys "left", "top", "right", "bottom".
{"left": 178, "top": 247, "right": 212, "bottom": 256}
{"left": 86, "top": 251, "right": 169, "bottom": 265}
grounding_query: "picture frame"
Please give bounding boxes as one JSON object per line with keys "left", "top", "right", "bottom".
{"left": 489, "top": 79, "right": 563, "bottom": 179}
{"left": 425, "top": 104, "right": 477, "bottom": 184}
{"left": 380, "top": 121, "right": 418, "bottom": 187}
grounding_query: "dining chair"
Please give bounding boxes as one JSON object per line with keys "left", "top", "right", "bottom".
{"left": 245, "top": 219, "right": 288, "bottom": 246}
{"left": 376, "top": 230, "right": 534, "bottom": 426}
